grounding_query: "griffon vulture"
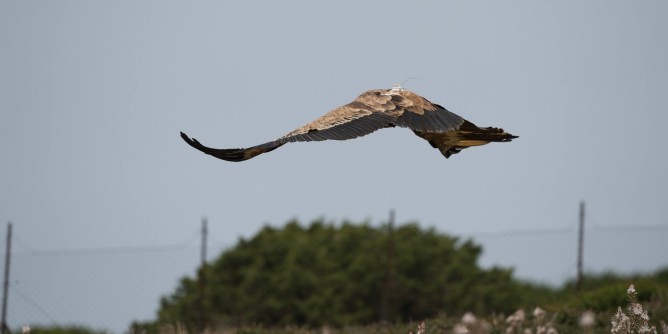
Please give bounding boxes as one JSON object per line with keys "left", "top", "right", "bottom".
{"left": 180, "top": 86, "right": 517, "bottom": 162}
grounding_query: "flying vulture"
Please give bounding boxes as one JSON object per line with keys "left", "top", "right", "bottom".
{"left": 180, "top": 86, "right": 517, "bottom": 161}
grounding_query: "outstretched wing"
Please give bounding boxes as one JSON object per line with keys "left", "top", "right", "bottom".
{"left": 180, "top": 91, "right": 399, "bottom": 162}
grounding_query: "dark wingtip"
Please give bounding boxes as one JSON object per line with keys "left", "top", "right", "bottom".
{"left": 180, "top": 131, "right": 257, "bottom": 162}
{"left": 180, "top": 131, "right": 201, "bottom": 148}
{"left": 180, "top": 131, "right": 192, "bottom": 143}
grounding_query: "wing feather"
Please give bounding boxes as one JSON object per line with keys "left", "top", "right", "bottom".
{"left": 180, "top": 95, "right": 398, "bottom": 162}
{"left": 281, "top": 104, "right": 396, "bottom": 142}
{"left": 392, "top": 94, "right": 466, "bottom": 133}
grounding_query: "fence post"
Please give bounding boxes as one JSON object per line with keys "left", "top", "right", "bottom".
{"left": 576, "top": 201, "right": 585, "bottom": 294}
{"left": 1, "top": 223, "right": 12, "bottom": 334}
{"left": 197, "top": 217, "right": 208, "bottom": 332}
{"left": 380, "top": 210, "right": 395, "bottom": 322}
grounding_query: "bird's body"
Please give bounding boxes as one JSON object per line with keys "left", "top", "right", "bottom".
{"left": 181, "top": 86, "right": 517, "bottom": 162}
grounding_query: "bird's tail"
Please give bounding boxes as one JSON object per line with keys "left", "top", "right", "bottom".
{"left": 415, "top": 120, "right": 518, "bottom": 158}
{"left": 441, "top": 122, "right": 517, "bottom": 158}
{"left": 457, "top": 122, "right": 518, "bottom": 146}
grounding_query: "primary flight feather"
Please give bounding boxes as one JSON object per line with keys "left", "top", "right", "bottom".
{"left": 180, "top": 86, "right": 517, "bottom": 162}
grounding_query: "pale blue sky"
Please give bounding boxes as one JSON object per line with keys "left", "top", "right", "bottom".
{"left": 1, "top": 1, "right": 668, "bottom": 332}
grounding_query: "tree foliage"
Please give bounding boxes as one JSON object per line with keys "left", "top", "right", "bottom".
{"left": 154, "top": 219, "right": 535, "bottom": 329}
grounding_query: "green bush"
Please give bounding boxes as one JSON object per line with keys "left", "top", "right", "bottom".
{"left": 153, "top": 220, "right": 532, "bottom": 329}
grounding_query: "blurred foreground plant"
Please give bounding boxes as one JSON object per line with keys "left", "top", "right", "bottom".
{"left": 610, "top": 285, "right": 659, "bottom": 334}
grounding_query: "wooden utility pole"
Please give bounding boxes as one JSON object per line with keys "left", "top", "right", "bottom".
{"left": 576, "top": 201, "right": 585, "bottom": 294}
{"left": 201, "top": 217, "right": 207, "bottom": 271}
{"left": 196, "top": 217, "right": 208, "bottom": 332}
{"left": 380, "top": 210, "right": 395, "bottom": 322}
{"left": 1, "top": 223, "right": 12, "bottom": 334}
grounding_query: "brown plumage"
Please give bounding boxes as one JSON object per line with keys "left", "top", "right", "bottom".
{"left": 180, "top": 86, "right": 517, "bottom": 162}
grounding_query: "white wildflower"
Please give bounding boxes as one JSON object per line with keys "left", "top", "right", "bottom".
{"left": 453, "top": 323, "right": 469, "bottom": 334}
{"left": 638, "top": 323, "right": 657, "bottom": 334}
{"left": 579, "top": 310, "right": 595, "bottom": 327}
{"left": 546, "top": 328, "right": 558, "bottom": 334}
{"left": 533, "top": 307, "right": 545, "bottom": 322}
{"left": 22, "top": 325, "right": 30, "bottom": 334}
{"left": 462, "top": 312, "right": 477, "bottom": 325}
{"left": 515, "top": 309, "right": 526, "bottom": 322}
{"left": 628, "top": 284, "right": 636, "bottom": 294}
{"left": 612, "top": 306, "right": 631, "bottom": 334}
{"left": 632, "top": 302, "right": 644, "bottom": 315}
{"left": 642, "top": 311, "right": 651, "bottom": 321}
{"left": 416, "top": 321, "right": 426, "bottom": 334}
{"left": 505, "top": 310, "right": 527, "bottom": 333}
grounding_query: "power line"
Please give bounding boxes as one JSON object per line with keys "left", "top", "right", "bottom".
{"left": 454, "top": 223, "right": 668, "bottom": 239}
{"left": 3, "top": 224, "right": 666, "bottom": 258}
{"left": 11, "top": 236, "right": 34, "bottom": 253}
{"left": 11, "top": 287, "right": 57, "bottom": 325}
{"left": 589, "top": 224, "right": 668, "bottom": 232}
{"left": 458, "top": 225, "right": 576, "bottom": 238}
{"left": 6, "top": 231, "right": 200, "bottom": 257}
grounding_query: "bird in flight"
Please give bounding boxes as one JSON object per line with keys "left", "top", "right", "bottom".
{"left": 181, "top": 86, "right": 517, "bottom": 162}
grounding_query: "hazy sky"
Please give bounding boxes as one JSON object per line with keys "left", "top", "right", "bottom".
{"left": 2, "top": 1, "right": 668, "bottom": 332}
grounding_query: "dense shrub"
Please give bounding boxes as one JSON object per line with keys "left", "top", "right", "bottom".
{"left": 154, "top": 220, "right": 529, "bottom": 329}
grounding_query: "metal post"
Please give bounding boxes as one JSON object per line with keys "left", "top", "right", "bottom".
{"left": 1, "top": 223, "right": 12, "bottom": 334}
